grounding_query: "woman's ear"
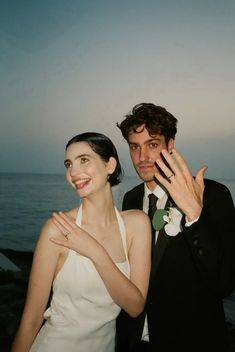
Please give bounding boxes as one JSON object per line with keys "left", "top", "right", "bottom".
{"left": 106, "top": 157, "right": 117, "bottom": 175}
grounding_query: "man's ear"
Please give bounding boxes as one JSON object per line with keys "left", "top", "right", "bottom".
{"left": 167, "top": 138, "right": 175, "bottom": 153}
{"left": 107, "top": 157, "right": 117, "bottom": 175}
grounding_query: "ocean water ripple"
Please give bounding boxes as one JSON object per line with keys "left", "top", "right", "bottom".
{"left": 0, "top": 173, "right": 234, "bottom": 252}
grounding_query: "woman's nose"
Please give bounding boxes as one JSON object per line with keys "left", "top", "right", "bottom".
{"left": 69, "top": 164, "right": 79, "bottom": 176}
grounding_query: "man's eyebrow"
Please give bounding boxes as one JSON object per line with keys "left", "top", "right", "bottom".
{"left": 129, "top": 138, "right": 161, "bottom": 145}
{"left": 145, "top": 137, "right": 161, "bottom": 143}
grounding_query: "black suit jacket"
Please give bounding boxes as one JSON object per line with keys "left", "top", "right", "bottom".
{"left": 116, "top": 179, "right": 235, "bottom": 352}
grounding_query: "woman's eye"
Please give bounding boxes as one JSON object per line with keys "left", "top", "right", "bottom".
{"left": 64, "top": 162, "right": 72, "bottom": 169}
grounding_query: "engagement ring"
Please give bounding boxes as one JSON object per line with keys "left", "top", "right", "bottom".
{"left": 167, "top": 173, "right": 174, "bottom": 180}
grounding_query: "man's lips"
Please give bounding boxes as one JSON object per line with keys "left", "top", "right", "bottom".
{"left": 137, "top": 163, "right": 155, "bottom": 172}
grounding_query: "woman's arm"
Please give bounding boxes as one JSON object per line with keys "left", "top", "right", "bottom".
{"left": 11, "top": 219, "right": 63, "bottom": 352}
{"left": 92, "top": 210, "right": 151, "bottom": 317}
{"left": 50, "top": 210, "right": 151, "bottom": 317}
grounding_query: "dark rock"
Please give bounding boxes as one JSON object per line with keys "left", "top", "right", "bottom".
{"left": 0, "top": 249, "right": 33, "bottom": 351}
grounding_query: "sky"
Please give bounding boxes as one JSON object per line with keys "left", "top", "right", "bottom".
{"left": 1, "top": 0, "right": 235, "bottom": 179}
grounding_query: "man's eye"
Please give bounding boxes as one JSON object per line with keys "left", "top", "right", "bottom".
{"left": 148, "top": 143, "right": 158, "bottom": 149}
{"left": 129, "top": 145, "right": 138, "bottom": 151}
{"left": 81, "top": 157, "right": 89, "bottom": 163}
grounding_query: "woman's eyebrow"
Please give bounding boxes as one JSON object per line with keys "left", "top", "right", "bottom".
{"left": 64, "top": 153, "right": 91, "bottom": 165}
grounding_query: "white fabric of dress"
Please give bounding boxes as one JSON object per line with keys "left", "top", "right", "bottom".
{"left": 30, "top": 206, "right": 130, "bottom": 352}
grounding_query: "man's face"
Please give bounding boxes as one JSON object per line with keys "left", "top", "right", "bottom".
{"left": 128, "top": 125, "right": 174, "bottom": 190}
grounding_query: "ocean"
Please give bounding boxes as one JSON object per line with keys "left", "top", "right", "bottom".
{"left": 0, "top": 173, "right": 139, "bottom": 251}
{"left": 0, "top": 172, "right": 235, "bottom": 324}
{"left": 0, "top": 172, "right": 234, "bottom": 251}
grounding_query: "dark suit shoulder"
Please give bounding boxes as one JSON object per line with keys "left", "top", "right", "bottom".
{"left": 204, "top": 178, "right": 229, "bottom": 190}
{"left": 204, "top": 178, "right": 234, "bottom": 204}
{"left": 124, "top": 183, "right": 144, "bottom": 197}
{"left": 122, "top": 183, "right": 144, "bottom": 211}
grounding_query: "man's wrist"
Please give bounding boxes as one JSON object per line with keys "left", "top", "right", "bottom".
{"left": 185, "top": 205, "right": 202, "bottom": 223}
{"left": 185, "top": 216, "right": 199, "bottom": 227}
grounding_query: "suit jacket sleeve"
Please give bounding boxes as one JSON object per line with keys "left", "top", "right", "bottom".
{"left": 182, "top": 179, "right": 235, "bottom": 298}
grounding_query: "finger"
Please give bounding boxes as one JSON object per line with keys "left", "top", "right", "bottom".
{"left": 57, "top": 212, "right": 77, "bottom": 230}
{"left": 195, "top": 165, "right": 207, "bottom": 185}
{"left": 168, "top": 148, "right": 192, "bottom": 179}
{"left": 52, "top": 212, "right": 74, "bottom": 233}
{"left": 159, "top": 149, "right": 185, "bottom": 178}
{"left": 50, "top": 237, "right": 70, "bottom": 248}
{"left": 154, "top": 167, "right": 174, "bottom": 188}
{"left": 52, "top": 218, "right": 70, "bottom": 240}
{"left": 52, "top": 216, "right": 72, "bottom": 239}
{"left": 52, "top": 217, "right": 66, "bottom": 233}
{"left": 154, "top": 151, "right": 177, "bottom": 181}
{"left": 155, "top": 157, "right": 174, "bottom": 180}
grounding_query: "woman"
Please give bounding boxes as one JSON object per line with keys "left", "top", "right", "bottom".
{"left": 11, "top": 132, "right": 151, "bottom": 352}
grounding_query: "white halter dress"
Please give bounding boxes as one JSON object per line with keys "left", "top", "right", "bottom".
{"left": 30, "top": 206, "right": 130, "bottom": 352}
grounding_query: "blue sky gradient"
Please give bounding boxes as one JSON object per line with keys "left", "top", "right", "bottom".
{"left": 1, "top": 0, "right": 235, "bottom": 179}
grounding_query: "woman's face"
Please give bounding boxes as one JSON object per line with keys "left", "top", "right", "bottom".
{"left": 64, "top": 141, "right": 115, "bottom": 198}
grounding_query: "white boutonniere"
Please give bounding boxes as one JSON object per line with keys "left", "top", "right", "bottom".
{"left": 152, "top": 206, "right": 182, "bottom": 236}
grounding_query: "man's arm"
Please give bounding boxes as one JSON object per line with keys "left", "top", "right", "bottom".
{"left": 154, "top": 148, "right": 235, "bottom": 297}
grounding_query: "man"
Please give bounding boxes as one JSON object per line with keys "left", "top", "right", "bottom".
{"left": 115, "top": 103, "right": 235, "bottom": 352}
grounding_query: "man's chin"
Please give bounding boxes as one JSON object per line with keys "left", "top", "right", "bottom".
{"left": 136, "top": 171, "right": 155, "bottom": 183}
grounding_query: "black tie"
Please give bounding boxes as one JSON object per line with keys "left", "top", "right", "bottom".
{"left": 148, "top": 193, "right": 158, "bottom": 254}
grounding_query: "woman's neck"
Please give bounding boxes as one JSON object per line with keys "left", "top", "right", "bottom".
{"left": 81, "top": 188, "right": 116, "bottom": 227}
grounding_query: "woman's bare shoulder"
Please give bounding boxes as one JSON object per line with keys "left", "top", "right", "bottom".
{"left": 120, "top": 209, "right": 150, "bottom": 233}
{"left": 120, "top": 209, "right": 151, "bottom": 247}
{"left": 38, "top": 207, "right": 76, "bottom": 237}
{"left": 121, "top": 209, "right": 149, "bottom": 222}
{"left": 64, "top": 207, "right": 79, "bottom": 220}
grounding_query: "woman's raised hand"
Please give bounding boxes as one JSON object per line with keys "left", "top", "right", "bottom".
{"left": 50, "top": 212, "right": 100, "bottom": 258}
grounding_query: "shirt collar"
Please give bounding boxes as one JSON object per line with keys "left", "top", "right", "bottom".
{"left": 144, "top": 183, "right": 166, "bottom": 200}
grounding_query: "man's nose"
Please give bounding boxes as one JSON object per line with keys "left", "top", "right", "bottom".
{"left": 139, "top": 147, "right": 148, "bottom": 161}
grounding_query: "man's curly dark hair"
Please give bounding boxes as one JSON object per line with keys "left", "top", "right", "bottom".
{"left": 117, "top": 102, "right": 178, "bottom": 144}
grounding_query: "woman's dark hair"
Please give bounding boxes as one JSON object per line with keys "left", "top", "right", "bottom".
{"left": 66, "top": 132, "right": 123, "bottom": 187}
{"left": 117, "top": 102, "right": 178, "bottom": 144}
